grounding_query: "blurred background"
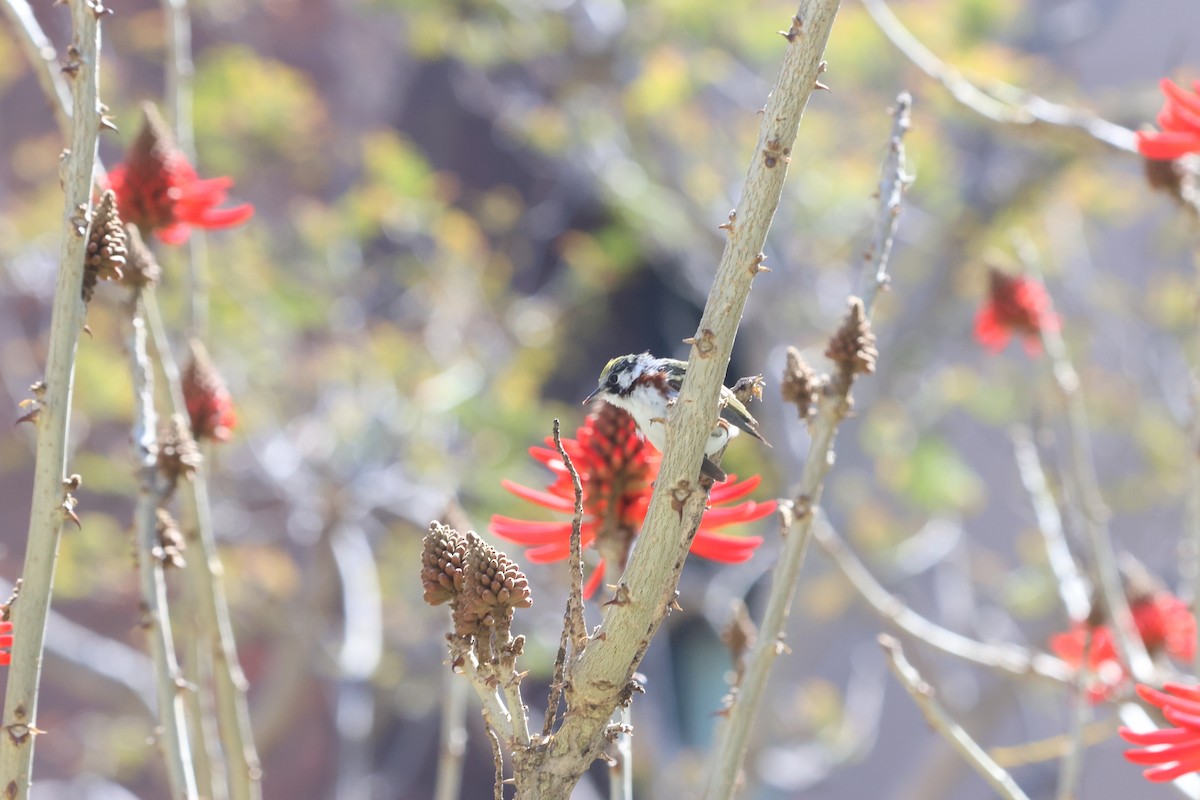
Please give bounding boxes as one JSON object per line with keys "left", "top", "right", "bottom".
{"left": 1, "top": 0, "right": 1200, "bottom": 797}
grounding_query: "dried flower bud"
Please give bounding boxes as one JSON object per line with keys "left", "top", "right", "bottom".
{"left": 158, "top": 413, "right": 202, "bottom": 490}
{"left": 825, "top": 297, "right": 877, "bottom": 378}
{"left": 154, "top": 508, "right": 186, "bottom": 569}
{"left": 83, "top": 190, "right": 127, "bottom": 302}
{"left": 421, "top": 522, "right": 467, "bottom": 606}
{"left": 122, "top": 224, "right": 161, "bottom": 288}
{"left": 182, "top": 340, "right": 237, "bottom": 442}
{"left": 780, "top": 347, "right": 819, "bottom": 421}
{"left": 453, "top": 532, "right": 532, "bottom": 638}
{"left": 730, "top": 375, "right": 766, "bottom": 407}
{"left": 721, "top": 599, "right": 757, "bottom": 675}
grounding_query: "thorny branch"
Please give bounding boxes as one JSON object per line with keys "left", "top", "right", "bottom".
{"left": 0, "top": 0, "right": 102, "bottom": 793}
{"left": 705, "top": 92, "right": 908, "bottom": 800}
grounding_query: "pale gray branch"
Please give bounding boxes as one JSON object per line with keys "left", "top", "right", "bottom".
{"left": 0, "top": 1, "right": 102, "bottom": 792}
{"left": 860, "top": 0, "right": 1137, "bottom": 154}
{"left": 881, "top": 635, "right": 1033, "bottom": 800}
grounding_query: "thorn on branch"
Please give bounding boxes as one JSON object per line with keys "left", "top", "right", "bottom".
{"left": 718, "top": 209, "right": 737, "bottom": 233}
{"left": 60, "top": 46, "right": 82, "bottom": 77}
{"left": 779, "top": 14, "right": 803, "bottom": 42}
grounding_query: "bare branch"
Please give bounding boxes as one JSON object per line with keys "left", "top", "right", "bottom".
{"left": 510, "top": 4, "right": 843, "bottom": 797}
{"left": 1010, "top": 425, "right": 1090, "bottom": 622}
{"left": 861, "top": 92, "right": 914, "bottom": 314}
{"left": 860, "top": 0, "right": 1137, "bottom": 154}
{"left": 880, "top": 635, "right": 1033, "bottom": 800}
{"left": 813, "top": 518, "right": 1073, "bottom": 684}
{"left": 0, "top": 0, "right": 103, "bottom": 792}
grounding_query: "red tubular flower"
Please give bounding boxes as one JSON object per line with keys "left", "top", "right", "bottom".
{"left": 182, "top": 340, "right": 237, "bottom": 443}
{"left": 1120, "top": 683, "right": 1200, "bottom": 782}
{"left": 106, "top": 103, "right": 253, "bottom": 245}
{"left": 490, "top": 404, "right": 774, "bottom": 598}
{"left": 1050, "top": 592, "right": 1196, "bottom": 702}
{"left": 1137, "top": 79, "right": 1200, "bottom": 161}
{"left": 974, "top": 268, "right": 1059, "bottom": 356}
{"left": 0, "top": 620, "right": 12, "bottom": 666}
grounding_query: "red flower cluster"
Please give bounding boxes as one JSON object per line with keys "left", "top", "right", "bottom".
{"left": 1137, "top": 79, "right": 1200, "bottom": 161}
{"left": 1121, "top": 683, "right": 1200, "bottom": 782}
{"left": 1050, "top": 592, "right": 1196, "bottom": 702}
{"left": 490, "top": 404, "right": 774, "bottom": 598}
{"left": 974, "top": 268, "right": 1059, "bottom": 356}
{"left": 0, "top": 620, "right": 11, "bottom": 667}
{"left": 182, "top": 341, "right": 237, "bottom": 443}
{"left": 106, "top": 103, "right": 253, "bottom": 245}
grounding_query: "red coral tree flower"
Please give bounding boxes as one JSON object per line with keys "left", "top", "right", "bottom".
{"left": 1137, "top": 79, "right": 1200, "bottom": 161}
{"left": 1120, "top": 683, "right": 1200, "bottom": 782}
{"left": 182, "top": 340, "right": 237, "bottom": 443}
{"left": 974, "top": 267, "right": 1059, "bottom": 356}
{"left": 490, "top": 404, "right": 774, "bottom": 598}
{"left": 1050, "top": 592, "right": 1196, "bottom": 702}
{"left": 106, "top": 103, "right": 253, "bottom": 245}
{"left": 0, "top": 620, "right": 11, "bottom": 667}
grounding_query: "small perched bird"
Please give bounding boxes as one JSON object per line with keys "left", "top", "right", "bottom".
{"left": 583, "top": 352, "right": 770, "bottom": 481}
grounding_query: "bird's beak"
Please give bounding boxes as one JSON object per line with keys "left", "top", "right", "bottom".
{"left": 582, "top": 386, "right": 602, "bottom": 406}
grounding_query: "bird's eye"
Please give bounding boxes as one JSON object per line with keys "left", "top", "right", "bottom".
{"left": 608, "top": 372, "right": 619, "bottom": 386}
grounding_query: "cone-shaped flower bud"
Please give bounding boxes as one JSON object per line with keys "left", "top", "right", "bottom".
{"left": 121, "top": 224, "right": 161, "bottom": 288}
{"left": 825, "top": 297, "right": 877, "bottom": 377}
{"left": 421, "top": 523, "right": 468, "bottom": 607}
{"left": 157, "top": 413, "right": 202, "bottom": 490}
{"left": 453, "top": 533, "right": 532, "bottom": 639}
{"left": 106, "top": 103, "right": 254, "bottom": 244}
{"left": 83, "top": 190, "right": 127, "bottom": 302}
{"left": 780, "top": 346, "right": 820, "bottom": 421}
{"left": 182, "top": 340, "right": 237, "bottom": 442}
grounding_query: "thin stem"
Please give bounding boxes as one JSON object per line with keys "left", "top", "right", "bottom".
{"left": 880, "top": 635, "right": 1033, "bottom": 800}
{"left": 514, "top": 5, "right": 843, "bottom": 797}
{"left": 0, "top": 0, "right": 72, "bottom": 137}
{"left": 434, "top": 672, "right": 469, "bottom": 800}
{"left": 705, "top": 94, "right": 911, "bottom": 800}
{"left": 1055, "top": 630, "right": 1090, "bottom": 800}
{"left": 1010, "top": 425, "right": 1090, "bottom": 622}
{"left": 184, "top": 637, "right": 226, "bottom": 800}
{"left": 146, "top": 291, "right": 262, "bottom": 800}
{"left": 128, "top": 293, "right": 199, "bottom": 800}
{"left": 609, "top": 705, "right": 632, "bottom": 800}
{"left": 178, "top": 467, "right": 264, "bottom": 800}
{"left": 812, "top": 517, "right": 1073, "bottom": 683}
{"left": 0, "top": 0, "right": 101, "bottom": 792}
{"left": 860, "top": 92, "right": 913, "bottom": 315}
{"left": 860, "top": 0, "right": 1137, "bottom": 153}
{"left": 1021, "top": 245, "right": 1155, "bottom": 685}
{"left": 553, "top": 420, "right": 588, "bottom": 658}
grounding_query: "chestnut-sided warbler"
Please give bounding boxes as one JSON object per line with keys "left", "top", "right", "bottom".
{"left": 582, "top": 352, "right": 769, "bottom": 481}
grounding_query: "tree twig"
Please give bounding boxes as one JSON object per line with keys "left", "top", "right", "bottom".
{"left": 128, "top": 293, "right": 200, "bottom": 799}
{"left": 0, "top": 0, "right": 72, "bottom": 137}
{"left": 860, "top": 0, "right": 1137, "bottom": 154}
{"left": 812, "top": 518, "right": 1073, "bottom": 683}
{"left": 861, "top": 91, "right": 913, "bottom": 315}
{"left": 0, "top": 1, "right": 102, "bottom": 792}
{"left": 1056, "top": 629, "right": 1090, "bottom": 800}
{"left": 705, "top": 92, "right": 910, "bottom": 800}
{"left": 1015, "top": 240, "right": 1155, "bottom": 685}
{"left": 510, "top": 5, "right": 843, "bottom": 797}
{"left": 434, "top": 671, "right": 470, "bottom": 800}
{"left": 1010, "top": 425, "right": 1090, "bottom": 622}
{"left": 880, "top": 635, "right": 1033, "bottom": 800}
